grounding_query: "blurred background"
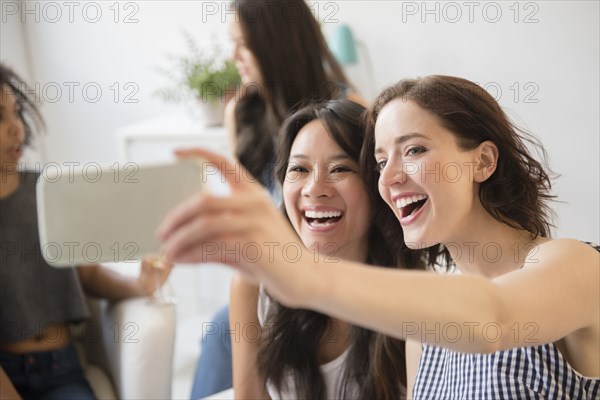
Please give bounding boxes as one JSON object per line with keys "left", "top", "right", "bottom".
{"left": 2, "top": 1, "right": 598, "bottom": 397}
{"left": 3, "top": 0, "right": 598, "bottom": 242}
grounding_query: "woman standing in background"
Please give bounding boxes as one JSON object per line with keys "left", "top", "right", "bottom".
{"left": 191, "top": 1, "right": 367, "bottom": 397}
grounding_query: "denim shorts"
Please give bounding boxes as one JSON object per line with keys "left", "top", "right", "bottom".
{"left": 0, "top": 344, "right": 95, "bottom": 400}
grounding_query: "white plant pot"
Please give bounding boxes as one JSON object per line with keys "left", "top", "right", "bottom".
{"left": 192, "top": 99, "right": 226, "bottom": 127}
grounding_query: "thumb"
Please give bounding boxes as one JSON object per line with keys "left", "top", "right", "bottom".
{"left": 175, "top": 148, "right": 259, "bottom": 193}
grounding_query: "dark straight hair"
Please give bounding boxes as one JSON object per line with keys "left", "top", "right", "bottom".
{"left": 258, "top": 99, "right": 426, "bottom": 399}
{"left": 232, "top": 0, "right": 351, "bottom": 186}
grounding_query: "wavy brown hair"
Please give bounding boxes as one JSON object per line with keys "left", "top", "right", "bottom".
{"left": 232, "top": 0, "right": 351, "bottom": 189}
{"left": 361, "top": 75, "right": 556, "bottom": 268}
{"left": 257, "top": 100, "right": 425, "bottom": 399}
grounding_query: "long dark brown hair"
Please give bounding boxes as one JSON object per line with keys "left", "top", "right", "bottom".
{"left": 361, "top": 75, "right": 555, "bottom": 269}
{"left": 257, "top": 100, "right": 425, "bottom": 399}
{"left": 0, "top": 63, "right": 45, "bottom": 147}
{"left": 232, "top": 0, "right": 351, "bottom": 188}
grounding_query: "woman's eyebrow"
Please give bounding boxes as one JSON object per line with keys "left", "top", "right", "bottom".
{"left": 375, "top": 132, "right": 430, "bottom": 154}
{"left": 289, "top": 153, "right": 351, "bottom": 161}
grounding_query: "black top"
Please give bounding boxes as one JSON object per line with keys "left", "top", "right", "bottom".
{"left": 0, "top": 171, "right": 89, "bottom": 343}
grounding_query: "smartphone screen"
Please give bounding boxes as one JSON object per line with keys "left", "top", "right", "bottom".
{"left": 37, "top": 160, "right": 205, "bottom": 266}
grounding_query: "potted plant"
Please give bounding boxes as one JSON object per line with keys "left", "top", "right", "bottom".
{"left": 157, "top": 32, "right": 241, "bottom": 126}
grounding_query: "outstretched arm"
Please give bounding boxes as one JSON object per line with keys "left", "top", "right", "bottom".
{"left": 309, "top": 239, "right": 599, "bottom": 356}
{"left": 158, "top": 149, "right": 599, "bottom": 372}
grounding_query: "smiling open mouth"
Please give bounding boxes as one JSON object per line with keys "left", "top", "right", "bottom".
{"left": 396, "top": 195, "right": 428, "bottom": 219}
{"left": 304, "top": 210, "right": 343, "bottom": 227}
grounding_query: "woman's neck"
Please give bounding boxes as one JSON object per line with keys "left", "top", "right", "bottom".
{"left": 334, "top": 240, "right": 370, "bottom": 265}
{"left": 444, "top": 210, "right": 541, "bottom": 278}
{"left": 316, "top": 242, "right": 367, "bottom": 363}
{"left": 318, "top": 317, "right": 353, "bottom": 365}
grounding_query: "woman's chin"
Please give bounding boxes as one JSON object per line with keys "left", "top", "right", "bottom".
{"left": 302, "top": 239, "right": 342, "bottom": 258}
{"left": 402, "top": 232, "right": 435, "bottom": 250}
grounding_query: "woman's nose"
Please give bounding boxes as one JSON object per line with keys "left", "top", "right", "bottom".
{"left": 301, "top": 167, "right": 333, "bottom": 198}
{"left": 379, "top": 159, "right": 408, "bottom": 188}
{"left": 6, "top": 114, "right": 24, "bottom": 139}
{"left": 231, "top": 44, "right": 241, "bottom": 61}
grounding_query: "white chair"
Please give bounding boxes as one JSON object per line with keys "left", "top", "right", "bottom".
{"left": 77, "top": 296, "right": 176, "bottom": 399}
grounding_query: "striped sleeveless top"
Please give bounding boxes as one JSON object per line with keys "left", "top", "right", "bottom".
{"left": 413, "top": 242, "right": 600, "bottom": 399}
{"left": 412, "top": 342, "right": 599, "bottom": 399}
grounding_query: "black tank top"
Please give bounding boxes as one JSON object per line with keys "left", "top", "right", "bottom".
{"left": 0, "top": 171, "right": 89, "bottom": 343}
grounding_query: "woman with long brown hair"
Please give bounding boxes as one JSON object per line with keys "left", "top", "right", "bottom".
{"left": 226, "top": 0, "right": 366, "bottom": 192}
{"left": 232, "top": 99, "right": 421, "bottom": 399}
{"left": 162, "top": 75, "right": 599, "bottom": 399}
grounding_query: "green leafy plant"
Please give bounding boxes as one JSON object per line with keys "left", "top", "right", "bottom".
{"left": 156, "top": 31, "right": 240, "bottom": 104}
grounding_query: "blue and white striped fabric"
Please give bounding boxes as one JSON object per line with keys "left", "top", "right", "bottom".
{"left": 413, "top": 242, "right": 600, "bottom": 399}
{"left": 413, "top": 341, "right": 599, "bottom": 399}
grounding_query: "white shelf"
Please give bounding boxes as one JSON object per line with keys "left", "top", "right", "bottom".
{"left": 116, "top": 111, "right": 230, "bottom": 163}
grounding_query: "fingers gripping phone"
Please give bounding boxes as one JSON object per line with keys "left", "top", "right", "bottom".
{"left": 36, "top": 160, "right": 206, "bottom": 266}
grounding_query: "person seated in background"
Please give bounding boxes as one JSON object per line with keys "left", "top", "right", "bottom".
{"left": 0, "top": 63, "right": 172, "bottom": 400}
{"left": 191, "top": 0, "right": 368, "bottom": 397}
{"left": 231, "top": 99, "right": 425, "bottom": 399}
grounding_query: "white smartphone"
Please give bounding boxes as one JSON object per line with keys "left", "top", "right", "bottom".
{"left": 37, "top": 159, "right": 207, "bottom": 266}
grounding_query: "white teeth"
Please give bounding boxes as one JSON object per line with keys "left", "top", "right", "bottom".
{"left": 304, "top": 210, "right": 343, "bottom": 219}
{"left": 395, "top": 195, "right": 428, "bottom": 210}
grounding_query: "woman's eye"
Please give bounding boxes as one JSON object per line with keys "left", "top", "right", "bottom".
{"left": 287, "top": 164, "right": 307, "bottom": 174}
{"left": 330, "top": 165, "right": 353, "bottom": 174}
{"left": 233, "top": 39, "right": 247, "bottom": 49}
{"left": 376, "top": 160, "right": 387, "bottom": 172}
{"left": 405, "top": 146, "right": 426, "bottom": 157}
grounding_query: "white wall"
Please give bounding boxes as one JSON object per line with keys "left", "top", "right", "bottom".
{"left": 330, "top": 0, "right": 599, "bottom": 243}
{"left": 2, "top": 0, "right": 598, "bottom": 243}
{"left": 0, "top": 0, "right": 43, "bottom": 164}
{"left": 0, "top": 3, "right": 30, "bottom": 78}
